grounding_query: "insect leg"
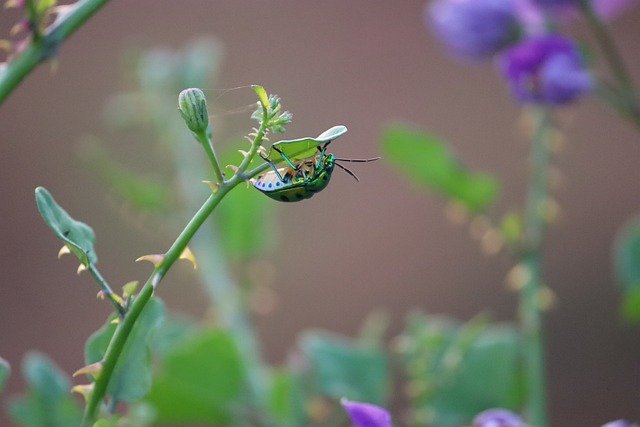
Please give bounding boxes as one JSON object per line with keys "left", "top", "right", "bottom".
{"left": 272, "top": 146, "right": 298, "bottom": 170}
{"left": 259, "top": 152, "right": 287, "bottom": 182}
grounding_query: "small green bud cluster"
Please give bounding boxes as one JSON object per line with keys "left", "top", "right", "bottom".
{"left": 251, "top": 94, "right": 292, "bottom": 133}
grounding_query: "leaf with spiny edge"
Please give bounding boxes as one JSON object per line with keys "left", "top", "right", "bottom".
{"left": 35, "top": 187, "right": 97, "bottom": 268}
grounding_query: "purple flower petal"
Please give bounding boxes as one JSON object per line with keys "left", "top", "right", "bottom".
{"left": 473, "top": 408, "right": 525, "bottom": 427}
{"left": 601, "top": 420, "right": 640, "bottom": 427}
{"left": 516, "top": 0, "right": 637, "bottom": 27}
{"left": 592, "top": 0, "right": 638, "bottom": 20}
{"left": 427, "top": 0, "right": 522, "bottom": 61}
{"left": 341, "top": 398, "right": 392, "bottom": 427}
{"left": 500, "top": 34, "right": 592, "bottom": 105}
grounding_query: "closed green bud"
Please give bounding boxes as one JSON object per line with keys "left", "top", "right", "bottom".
{"left": 178, "top": 88, "right": 209, "bottom": 136}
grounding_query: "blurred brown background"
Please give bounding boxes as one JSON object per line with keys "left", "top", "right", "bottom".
{"left": 1, "top": 1, "right": 640, "bottom": 425}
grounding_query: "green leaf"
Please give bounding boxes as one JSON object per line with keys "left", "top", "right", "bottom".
{"left": 614, "top": 217, "right": 640, "bottom": 322}
{"left": 252, "top": 85, "right": 270, "bottom": 109}
{"left": 267, "top": 369, "right": 306, "bottom": 426}
{"left": 7, "top": 352, "right": 81, "bottom": 427}
{"left": 0, "top": 356, "right": 10, "bottom": 394}
{"left": 430, "top": 326, "right": 522, "bottom": 425}
{"left": 264, "top": 125, "right": 348, "bottom": 165}
{"left": 300, "top": 331, "right": 389, "bottom": 405}
{"left": 85, "top": 297, "right": 165, "bottom": 403}
{"left": 398, "top": 313, "right": 523, "bottom": 426}
{"left": 35, "top": 186, "right": 97, "bottom": 266}
{"left": 380, "top": 124, "right": 500, "bottom": 213}
{"left": 144, "top": 328, "right": 246, "bottom": 425}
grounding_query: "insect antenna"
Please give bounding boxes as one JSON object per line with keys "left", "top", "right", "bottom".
{"left": 334, "top": 156, "right": 381, "bottom": 163}
{"left": 335, "top": 161, "right": 361, "bottom": 182}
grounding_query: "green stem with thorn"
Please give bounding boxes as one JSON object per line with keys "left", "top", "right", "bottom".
{"left": 0, "top": 0, "right": 112, "bottom": 105}
{"left": 81, "top": 104, "right": 273, "bottom": 426}
{"left": 87, "top": 265, "right": 126, "bottom": 317}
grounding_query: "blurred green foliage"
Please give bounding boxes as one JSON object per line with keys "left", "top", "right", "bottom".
{"left": 381, "top": 124, "right": 500, "bottom": 214}
{"left": 7, "top": 353, "right": 82, "bottom": 427}
{"left": 613, "top": 216, "right": 640, "bottom": 322}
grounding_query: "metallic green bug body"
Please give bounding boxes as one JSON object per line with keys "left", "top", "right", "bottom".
{"left": 253, "top": 152, "right": 336, "bottom": 202}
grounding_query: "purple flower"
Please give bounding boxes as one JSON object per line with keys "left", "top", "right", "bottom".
{"left": 530, "top": 0, "right": 578, "bottom": 7}
{"left": 500, "top": 35, "right": 592, "bottom": 105}
{"left": 592, "top": 0, "right": 638, "bottom": 20}
{"left": 341, "top": 398, "right": 392, "bottom": 427}
{"left": 516, "top": 0, "right": 637, "bottom": 27}
{"left": 427, "top": 0, "right": 522, "bottom": 60}
{"left": 473, "top": 408, "right": 525, "bottom": 427}
{"left": 601, "top": 421, "right": 640, "bottom": 427}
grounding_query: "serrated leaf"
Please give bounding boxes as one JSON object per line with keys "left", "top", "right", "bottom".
{"left": 0, "top": 356, "right": 10, "bottom": 394}
{"left": 7, "top": 352, "right": 82, "bottom": 427}
{"left": 144, "top": 328, "right": 246, "bottom": 425}
{"left": 263, "top": 125, "right": 348, "bottom": 165}
{"left": 613, "top": 217, "right": 640, "bottom": 323}
{"left": 381, "top": 125, "right": 500, "bottom": 213}
{"left": 301, "top": 331, "right": 389, "bottom": 405}
{"left": 35, "top": 187, "right": 97, "bottom": 266}
{"left": 85, "top": 297, "right": 165, "bottom": 403}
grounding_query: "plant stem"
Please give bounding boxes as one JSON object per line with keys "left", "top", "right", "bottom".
{"left": 81, "top": 115, "right": 273, "bottom": 426}
{"left": 87, "top": 264, "right": 126, "bottom": 317}
{"left": 579, "top": 0, "right": 640, "bottom": 129}
{"left": 196, "top": 130, "right": 225, "bottom": 184}
{"left": 520, "top": 107, "right": 552, "bottom": 427}
{"left": 0, "top": 0, "right": 111, "bottom": 106}
{"left": 82, "top": 188, "right": 227, "bottom": 426}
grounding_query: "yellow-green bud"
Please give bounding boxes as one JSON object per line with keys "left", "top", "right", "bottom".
{"left": 178, "top": 88, "right": 209, "bottom": 136}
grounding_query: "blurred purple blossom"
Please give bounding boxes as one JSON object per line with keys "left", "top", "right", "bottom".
{"left": 515, "top": 0, "right": 637, "bottom": 28}
{"left": 500, "top": 35, "right": 592, "bottom": 105}
{"left": 601, "top": 421, "right": 640, "bottom": 427}
{"left": 426, "top": 0, "right": 522, "bottom": 60}
{"left": 473, "top": 408, "right": 525, "bottom": 427}
{"left": 341, "top": 399, "right": 392, "bottom": 427}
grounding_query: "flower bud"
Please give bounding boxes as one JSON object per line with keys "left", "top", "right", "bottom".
{"left": 178, "top": 88, "right": 209, "bottom": 136}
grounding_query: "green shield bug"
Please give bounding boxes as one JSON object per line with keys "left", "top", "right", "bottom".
{"left": 253, "top": 128, "right": 379, "bottom": 202}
